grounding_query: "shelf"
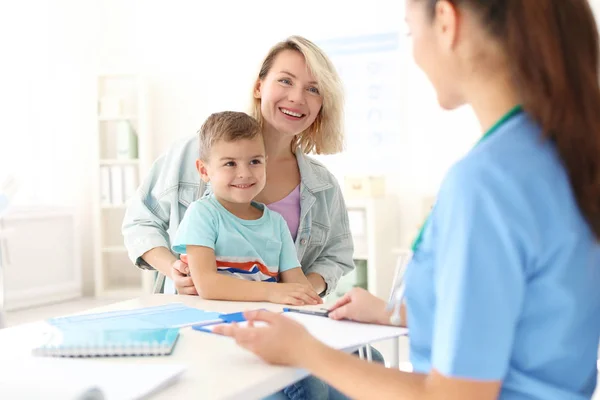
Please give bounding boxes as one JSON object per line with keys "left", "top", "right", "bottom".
{"left": 102, "top": 246, "right": 128, "bottom": 253}
{"left": 98, "top": 115, "right": 137, "bottom": 121}
{"left": 95, "top": 73, "right": 149, "bottom": 298}
{"left": 99, "top": 159, "right": 139, "bottom": 166}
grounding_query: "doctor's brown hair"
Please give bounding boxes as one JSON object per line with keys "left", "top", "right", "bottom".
{"left": 424, "top": 0, "right": 600, "bottom": 240}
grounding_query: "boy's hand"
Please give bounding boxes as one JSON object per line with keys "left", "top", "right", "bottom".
{"left": 267, "top": 283, "right": 323, "bottom": 305}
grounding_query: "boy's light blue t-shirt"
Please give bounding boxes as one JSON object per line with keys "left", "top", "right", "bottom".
{"left": 172, "top": 195, "right": 300, "bottom": 282}
{"left": 404, "top": 112, "right": 600, "bottom": 399}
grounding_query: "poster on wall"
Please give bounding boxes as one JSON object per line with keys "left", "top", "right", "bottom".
{"left": 317, "top": 32, "right": 403, "bottom": 175}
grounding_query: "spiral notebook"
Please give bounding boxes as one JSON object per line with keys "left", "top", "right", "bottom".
{"left": 33, "top": 327, "right": 180, "bottom": 357}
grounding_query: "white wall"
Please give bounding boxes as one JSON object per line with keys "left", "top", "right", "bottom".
{"left": 0, "top": 0, "right": 99, "bottom": 294}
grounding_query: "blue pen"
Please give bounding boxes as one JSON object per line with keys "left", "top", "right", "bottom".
{"left": 283, "top": 307, "right": 330, "bottom": 317}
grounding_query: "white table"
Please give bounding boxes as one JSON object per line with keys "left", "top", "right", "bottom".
{"left": 0, "top": 295, "right": 345, "bottom": 399}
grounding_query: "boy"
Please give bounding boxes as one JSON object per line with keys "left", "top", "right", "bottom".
{"left": 172, "top": 111, "right": 322, "bottom": 306}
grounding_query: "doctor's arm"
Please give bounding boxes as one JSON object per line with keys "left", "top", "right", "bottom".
{"left": 217, "top": 310, "right": 500, "bottom": 400}
{"left": 302, "top": 344, "right": 501, "bottom": 400}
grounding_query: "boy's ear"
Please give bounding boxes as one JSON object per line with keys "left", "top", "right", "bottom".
{"left": 196, "top": 159, "right": 210, "bottom": 183}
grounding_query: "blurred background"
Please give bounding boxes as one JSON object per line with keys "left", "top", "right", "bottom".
{"left": 0, "top": 0, "right": 598, "bottom": 358}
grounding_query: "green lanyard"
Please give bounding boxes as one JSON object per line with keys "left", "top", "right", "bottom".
{"left": 410, "top": 105, "right": 523, "bottom": 252}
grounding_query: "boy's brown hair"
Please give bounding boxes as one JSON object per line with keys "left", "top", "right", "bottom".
{"left": 198, "top": 111, "right": 262, "bottom": 160}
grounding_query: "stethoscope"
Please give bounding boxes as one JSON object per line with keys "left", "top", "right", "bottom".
{"left": 386, "top": 250, "right": 412, "bottom": 326}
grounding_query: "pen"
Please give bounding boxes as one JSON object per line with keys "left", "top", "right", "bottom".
{"left": 283, "top": 307, "right": 330, "bottom": 317}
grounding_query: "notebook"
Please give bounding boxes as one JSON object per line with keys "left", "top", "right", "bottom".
{"left": 33, "top": 327, "right": 180, "bottom": 357}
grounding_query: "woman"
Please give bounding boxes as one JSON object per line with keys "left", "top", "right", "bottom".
{"left": 123, "top": 35, "right": 384, "bottom": 399}
{"left": 216, "top": 1, "right": 600, "bottom": 399}
{"left": 123, "top": 36, "right": 352, "bottom": 298}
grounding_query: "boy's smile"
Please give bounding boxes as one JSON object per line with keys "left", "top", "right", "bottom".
{"left": 197, "top": 136, "right": 267, "bottom": 214}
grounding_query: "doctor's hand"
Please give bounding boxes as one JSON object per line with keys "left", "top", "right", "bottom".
{"left": 171, "top": 255, "right": 197, "bottom": 295}
{"left": 213, "top": 310, "right": 319, "bottom": 367}
{"left": 328, "top": 287, "right": 391, "bottom": 325}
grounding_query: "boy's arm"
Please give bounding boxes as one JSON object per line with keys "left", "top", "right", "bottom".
{"left": 187, "top": 245, "right": 273, "bottom": 301}
{"left": 186, "top": 246, "right": 321, "bottom": 304}
{"left": 279, "top": 267, "right": 312, "bottom": 286}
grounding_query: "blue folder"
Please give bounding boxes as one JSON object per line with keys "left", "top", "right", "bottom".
{"left": 48, "top": 303, "right": 223, "bottom": 331}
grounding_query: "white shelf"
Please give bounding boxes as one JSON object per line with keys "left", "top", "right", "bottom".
{"left": 98, "top": 115, "right": 137, "bottom": 122}
{"left": 99, "top": 158, "right": 139, "bottom": 166}
{"left": 94, "top": 74, "right": 150, "bottom": 297}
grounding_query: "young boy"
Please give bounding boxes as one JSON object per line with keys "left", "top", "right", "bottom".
{"left": 172, "top": 111, "right": 322, "bottom": 306}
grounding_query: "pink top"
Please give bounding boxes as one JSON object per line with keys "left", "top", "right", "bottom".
{"left": 266, "top": 185, "right": 301, "bottom": 241}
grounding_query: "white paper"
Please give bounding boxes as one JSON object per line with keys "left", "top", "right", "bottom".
{"left": 0, "top": 358, "right": 185, "bottom": 400}
{"left": 205, "top": 312, "right": 407, "bottom": 350}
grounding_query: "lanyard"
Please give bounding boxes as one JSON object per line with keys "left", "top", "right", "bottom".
{"left": 410, "top": 105, "right": 523, "bottom": 252}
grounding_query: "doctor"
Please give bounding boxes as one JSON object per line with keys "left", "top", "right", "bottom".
{"left": 216, "top": 0, "right": 600, "bottom": 399}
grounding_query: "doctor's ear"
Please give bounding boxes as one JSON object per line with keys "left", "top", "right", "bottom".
{"left": 196, "top": 159, "right": 210, "bottom": 183}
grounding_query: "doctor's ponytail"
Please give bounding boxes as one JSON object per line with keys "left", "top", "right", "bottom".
{"left": 428, "top": 0, "right": 600, "bottom": 240}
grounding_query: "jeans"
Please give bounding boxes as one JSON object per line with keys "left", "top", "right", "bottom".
{"left": 263, "top": 347, "right": 385, "bottom": 400}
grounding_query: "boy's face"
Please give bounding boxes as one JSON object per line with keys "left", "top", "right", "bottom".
{"left": 196, "top": 136, "right": 267, "bottom": 204}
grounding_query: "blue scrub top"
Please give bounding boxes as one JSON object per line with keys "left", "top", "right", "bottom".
{"left": 404, "top": 110, "right": 600, "bottom": 399}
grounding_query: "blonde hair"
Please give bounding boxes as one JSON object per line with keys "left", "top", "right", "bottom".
{"left": 198, "top": 111, "right": 262, "bottom": 161}
{"left": 250, "top": 36, "right": 344, "bottom": 155}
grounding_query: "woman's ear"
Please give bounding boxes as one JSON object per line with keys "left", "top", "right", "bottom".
{"left": 435, "top": 0, "right": 460, "bottom": 51}
{"left": 196, "top": 159, "right": 210, "bottom": 183}
{"left": 254, "top": 80, "right": 262, "bottom": 99}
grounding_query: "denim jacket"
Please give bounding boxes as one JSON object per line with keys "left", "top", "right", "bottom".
{"left": 122, "top": 135, "right": 355, "bottom": 295}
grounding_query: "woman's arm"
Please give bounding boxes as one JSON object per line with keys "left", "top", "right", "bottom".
{"left": 216, "top": 310, "right": 500, "bottom": 400}
{"left": 302, "top": 341, "right": 501, "bottom": 400}
{"left": 122, "top": 136, "right": 200, "bottom": 293}
{"left": 305, "top": 273, "right": 327, "bottom": 294}
{"left": 304, "top": 181, "right": 355, "bottom": 296}
{"left": 141, "top": 247, "right": 177, "bottom": 279}
{"left": 122, "top": 136, "right": 199, "bottom": 273}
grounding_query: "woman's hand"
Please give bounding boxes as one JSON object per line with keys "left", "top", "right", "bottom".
{"left": 213, "top": 310, "right": 320, "bottom": 366}
{"left": 267, "top": 283, "right": 323, "bottom": 305}
{"left": 172, "top": 255, "right": 197, "bottom": 295}
{"left": 328, "top": 287, "right": 391, "bottom": 325}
